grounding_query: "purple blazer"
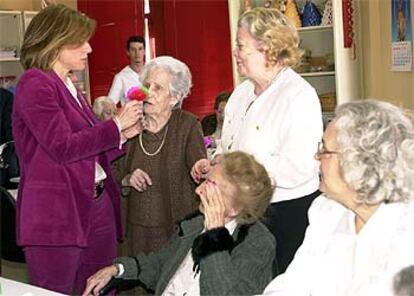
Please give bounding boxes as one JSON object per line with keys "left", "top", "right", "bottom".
{"left": 12, "top": 68, "right": 124, "bottom": 247}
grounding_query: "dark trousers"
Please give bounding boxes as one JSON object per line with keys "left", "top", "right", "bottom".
{"left": 262, "top": 190, "right": 320, "bottom": 276}
{"left": 24, "top": 192, "right": 117, "bottom": 295}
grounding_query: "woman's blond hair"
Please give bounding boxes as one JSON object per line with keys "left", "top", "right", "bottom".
{"left": 20, "top": 4, "right": 95, "bottom": 70}
{"left": 238, "top": 7, "right": 302, "bottom": 67}
{"left": 220, "top": 151, "right": 274, "bottom": 225}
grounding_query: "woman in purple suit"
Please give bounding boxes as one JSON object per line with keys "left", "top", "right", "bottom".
{"left": 12, "top": 4, "right": 142, "bottom": 294}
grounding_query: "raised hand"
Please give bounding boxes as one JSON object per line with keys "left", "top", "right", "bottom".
{"left": 115, "top": 101, "right": 143, "bottom": 131}
{"left": 198, "top": 180, "right": 226, "bottom": 230}
{"left": 122, "top": 117, "right": 147, "bottom": 140}
{"left": 191, "top": 158, "right": 211, "bottom": 183}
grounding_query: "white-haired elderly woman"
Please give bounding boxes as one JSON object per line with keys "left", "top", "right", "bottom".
{"left": 191, "top": 7, "right": 322, "bottom": 274}
{"left": 93, "top": 96, "right": 116, "bottom": 121}
{"left": 113, "top": 56, "right": 206, "bottom": 265}
{"left": 84, "top": 151, "right": 275, "bottom": 296}
{"left": 263, "top": 100, "right": 414, "bottom": 296}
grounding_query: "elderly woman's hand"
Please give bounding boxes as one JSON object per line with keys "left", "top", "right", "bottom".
{"left": 191, "top": 158, "right": 211, "bottom": 183}
{"left": 116, "top": 101, "right": 143, "bottom": 131}
{"left": 82, "top": 265, "right": 118, "bottom": 296}
{"left": 129, "top": 168, "right": 152, "bottom": 192}
{"left": 122, "top": 117, "right": 147, "bottom": 140}
{"left": 199, "top": 180, "right": 226, "bottom": 229}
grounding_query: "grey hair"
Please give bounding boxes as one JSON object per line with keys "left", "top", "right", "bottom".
{"left": 393, "top": 265, "right": 414, "bottom": 296}
{"left": 92, "top": 96, "right": 115, "bottom": 121}
{"left": 139, "top": 56, "right": 192, "bottom": 104}
{"left": 334, "top": 100, "right": 414, "bottom": 204}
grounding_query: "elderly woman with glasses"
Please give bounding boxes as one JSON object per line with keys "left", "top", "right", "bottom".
{"left": 84, "top": 151, "right": 275, "bottom": 296}
{"left": 112, "top": 56, "right": 206, "bottom": 277}
{"left": 262, "top": 100, "right": 414, "bottom": 296}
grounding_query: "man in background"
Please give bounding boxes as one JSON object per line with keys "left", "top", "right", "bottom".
{"left": 108, "top": 35, "right": 145, "bottom": 106}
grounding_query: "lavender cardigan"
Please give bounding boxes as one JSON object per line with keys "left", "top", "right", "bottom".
{"left": 12, "top": 68, "right": 124, "bottom": 247}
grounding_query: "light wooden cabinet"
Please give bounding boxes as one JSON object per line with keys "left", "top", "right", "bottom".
{"left": 297, "top": 25, "right": 336, "bottom": 109}
{"left": 0, "top": 10, "right": 91, "bottom": 101}
{"left": 0, "top": 11, "right": 23, "bottom": 61}
{"left": 227, "top": 0, "right": 362, "bottom": 121}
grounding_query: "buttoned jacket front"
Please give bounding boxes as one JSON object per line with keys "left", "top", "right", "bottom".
{"left": 13, "top": 68, "right": 124, "bottom": 247}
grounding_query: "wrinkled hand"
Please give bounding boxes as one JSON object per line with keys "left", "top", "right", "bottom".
{"left": 116, "top": 101, "right": 143, "bottom": 131}
{"left": 129, "top": 168, "right": 152, "bottom": 192}
{"left": 82, "top": 265, "right": 117, "bottom": 296}
{"left": 122, "top": 118, "right": 147, "bottom": 140}
{"left": 191, "top": 158, "right": 211, "bottom": 183}
{"left": 198, "top": 180, "right": 226, "bottom": 230}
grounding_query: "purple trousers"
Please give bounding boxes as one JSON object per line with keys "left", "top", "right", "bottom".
{"left": 24, "top": 192, "right": 117, "bottom": 295}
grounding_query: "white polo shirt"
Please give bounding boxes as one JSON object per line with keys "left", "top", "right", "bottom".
{"left": 108, "top": 66, "right": 141, "bottom": 106}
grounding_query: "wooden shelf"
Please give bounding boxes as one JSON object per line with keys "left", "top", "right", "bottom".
{"left": 298, "top": 25, "right": 333, "bottom": 33}
{"left": 0, "top": 57, "right": 19, "bottom": 62}
{"left": 0, "top": 10, "right": 21, "bottom": 16}
{"left": 299, "top": 71, "right": 335, "bottom": 77}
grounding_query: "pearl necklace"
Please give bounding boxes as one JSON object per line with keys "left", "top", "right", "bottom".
{"left": 139, "top": 126, "right": 169, "bottom": 156}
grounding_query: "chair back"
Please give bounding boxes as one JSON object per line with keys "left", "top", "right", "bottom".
{"left": 0, "top": 186, "right": 25, "bottom": 263}
{"left": 0, "top": 141, "right": 20, "bottom": 189}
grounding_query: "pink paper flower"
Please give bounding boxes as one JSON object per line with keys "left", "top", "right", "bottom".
{"left": 127, "top": 86, "right": 149, "bottom": 102}
{"left": 203, "top": 136, "right": 213, "bottom": 148}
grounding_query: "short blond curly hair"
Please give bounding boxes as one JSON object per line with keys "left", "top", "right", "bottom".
{"left": 238, "top": 7, "right": 302, "bottom": 67}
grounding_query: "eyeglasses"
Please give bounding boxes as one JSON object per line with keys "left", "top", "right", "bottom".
{"left": 317, "top": 141, "right": 338, "bottom": 156}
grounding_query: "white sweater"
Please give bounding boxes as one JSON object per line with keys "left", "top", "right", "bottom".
{"left": 218, "top": 68, "right": 323, "bottom": 203}
{"left": 108, "top": 66, "right": 141, "bottom": 105}
{"left": 262, "top": 196, "right": 414, "bottom": 296}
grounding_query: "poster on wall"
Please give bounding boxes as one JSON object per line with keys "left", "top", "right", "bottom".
{"left": 391, "top": 0, "right": 412, "bottom": 71}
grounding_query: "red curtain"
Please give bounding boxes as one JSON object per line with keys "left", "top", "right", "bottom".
{"left": 79, "top": 0, "right": 234, "bottom": 118}
{"left": 78, "top": 0, "right": 145, "bottom": 101}
{"left": 150, "top": 0, "right": 234, "bottom": 117}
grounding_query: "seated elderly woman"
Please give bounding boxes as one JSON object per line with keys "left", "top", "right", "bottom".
{"left": 83, "top": 151, "right": 275, "bottom": 296}
{"left": 92, "top": 96, "right": 116, "bottom": 121}
{"left": 263, "top": 100, "right": 414, "bottom": 296}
